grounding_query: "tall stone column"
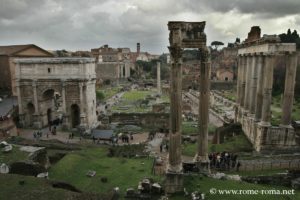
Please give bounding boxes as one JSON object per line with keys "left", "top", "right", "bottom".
{"left": 16, "top": 80, "right": 23, "bottom": 114}
{"left": 157, "top": 62, "right": 161, "bottom": 94}
{"left": 16, "top": 80, "right": 25, "bottom": 127}
{"left": 167, "top": 45, "right": 183, "bottom": 173}
{"left": 79, "top": 82, "right": 87, "bottom": 127}
{"left": 250, "top": 55, "right": 258, "bottom": 115}
{"left": 244, "top": 55, "right": 252, "bottom": 112}
{"left": 32, "top": 80, "right": 41, "bottom": 128}
{"left": 255, "top": 54, "right": 265, "bottom": 121}
{"left": 32, "top": 80, "right": 39, "bottom": 115}
{"left": 260, "top": 55, "right": 274, "bottom": 126}
{"left": 236, "top": 56, "right": 242, "bottom": 105}
{"left": 61, "top": 80, "right": 68, "bottom": 128}
{"left": 281, "top": 53, "right": 298, "bottom": 126}
{"left": 240, "top": 56, "right": 247, "bottom": 107}
{"left": 195, "top": 48, "right": 210, "bottom": 171}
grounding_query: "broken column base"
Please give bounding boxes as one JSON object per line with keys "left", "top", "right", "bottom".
{"left": 164, "top": 171, "right": 184, "bottom": 194}
{"left": 194, "top": 156, "right": 210, "bottom": 174}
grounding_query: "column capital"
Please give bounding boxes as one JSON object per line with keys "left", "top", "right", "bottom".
{"left": 168, "top": 45, "right": 183, "bottom": 63}
{"left": 199, "top": 47, "right": 209, "bottom": 63}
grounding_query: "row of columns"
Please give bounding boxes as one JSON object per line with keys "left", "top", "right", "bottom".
{"left": 237, "top": 53, "right": 298, "bottom": 126}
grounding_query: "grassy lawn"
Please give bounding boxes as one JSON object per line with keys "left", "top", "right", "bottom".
{"left": 183, "top": 134, "right": 253, "bottom": 157}
{"left": 169, "top": 176, "right": 299, "bottom": 200}
{"left": 111, "top": 90, "right": 169, "bottom": 113}
{"left": 0, "top": 145, "right": 28, "bottom": 164}
{"left": 0, "top": 174, "right": 77, "bottom": 200}
{"left": 182, "top": 121, "right": 217, "bottom": 135}
{"left": 49, "top": 146, "right": 158, "bottom": 196}
{"left": 97, "top": 86, "right": 121, "bottom": 101}
{"left": 122, "top": 90, "right": 152, "bottom": 101}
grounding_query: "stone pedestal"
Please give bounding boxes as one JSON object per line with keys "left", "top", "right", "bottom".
{"left": 164, "top": 172, "right": 184, "bottom": 194}
{"left": 193, "top": 156, "right": 210, "bottom": 173}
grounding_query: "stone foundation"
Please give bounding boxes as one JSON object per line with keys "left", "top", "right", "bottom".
{"left": 238, "top": 114, "right": 300, "bottom": 153}
{"left": 164, "top": 172, "right": 184, "bottom": 193}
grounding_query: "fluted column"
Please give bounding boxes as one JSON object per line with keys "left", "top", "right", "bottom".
{"left": 32, "top": 80, "right": 39, "bottom": 114}
{"left": 250, "top": 55, "right": 258, "bottom": 114}
{"left": 196, "top": 47, "right": 210, "bottom": 162}
{"left": 240, "top": 56, "right": 247, "bottom": 107}
{"left": 61, "top": 81, "right": 66, "bottom": 113}
{"left": 281, "top": 53, "right": 298, "bottom": 126}
{"left": 16, "top": 80, "right": 23, "bottom": 114}
{"left": 157, "top": 62, "right": 161, "bottom": 94}
{"left": 261, "top": 55, "right": 274, "bottom": 126}
{"left": 244, "top": 55, "right": 252, "bottom": 112}
{"left": 79, "top": 82, "right": 87, "bottom": 126}
{"left": 168, "top": 45, "right": 183, "bottom": 172}
{"left": 236, "top": 56, "right": 243, "bottom": 105}
{"left": 255, "top": 54, "right": 265, "bottom": 121}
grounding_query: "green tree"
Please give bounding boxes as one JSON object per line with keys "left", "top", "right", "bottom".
{"left": 96, "top": 91, "right": 105, "bottom": 101}
{"left": 211, "top": 41, "right": 224, "bottom": 50}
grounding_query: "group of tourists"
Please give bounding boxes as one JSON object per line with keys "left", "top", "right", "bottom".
{"left": 208, "top": 152, "right": 241, "bottom": 171}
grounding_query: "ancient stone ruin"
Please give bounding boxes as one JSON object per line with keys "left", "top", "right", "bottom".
{"left": 236, "top": 28, "right": 299, "bottom": 152}
{"left": 14, "top": 58, "right": 98, "bottom": 130}
{"left": 166, "top": 21, "right": 210, "bottom": 193}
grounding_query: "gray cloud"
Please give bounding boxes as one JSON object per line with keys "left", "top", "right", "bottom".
{"left": 0, "top": 0, "right": 299, "bottom": 54}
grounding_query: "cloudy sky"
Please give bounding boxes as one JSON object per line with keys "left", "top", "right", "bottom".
{"left": 0, "top": 0, "right": 300, "bottom": 54}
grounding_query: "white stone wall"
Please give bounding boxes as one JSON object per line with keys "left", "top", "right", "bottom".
{"left": 15, "top": 58, "right": 97, "bottom": 130}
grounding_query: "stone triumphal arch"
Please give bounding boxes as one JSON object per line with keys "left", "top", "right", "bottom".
{"left": 15, "top": 58, "right": 97, "bottom": 130}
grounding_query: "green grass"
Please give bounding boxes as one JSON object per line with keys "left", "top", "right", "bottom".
{"left": 49, "top": 146, "right": 158, "bottom": 196}
{"left": 169, "top": 176, "right": 300, "bottom": 200}
{"left": 122, "top": 90, "right": 152, "bottom": 101}
{"left": 223, "top": 90, "right": 237, "bottom": 102}
{"left": 0, "top": 174, "right": 76, "bottom": 200}
{"left": 97, "top": 86, "right": 121, "bottom": 101}
{"left": 111, "top": 90, "right": 169, "bottom": 113}
{"left": 0, "top": 145, "right": 28, "bottom": 164}
{"left": 182, "top": 134, "right": 253, "bottom": 157}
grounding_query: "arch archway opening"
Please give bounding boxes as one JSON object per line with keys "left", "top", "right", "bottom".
{"left": 71, "top": 104, "right": 80, "bottom": 128}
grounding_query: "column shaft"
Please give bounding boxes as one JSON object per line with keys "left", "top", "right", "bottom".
{"left": 61, "top": 81, "right": 66, "bottom": 113}
{"left": 16, "top": 81, "right": 23, "bottom": 114}
{"left": 261, "top": 55, "right": 274, "bottom": 125}
{"left": 157, "top": 62, "right": 161, "bottom": 94}
{"left": 236, "top": 56, "right": 242, "bottom": 105}
{"left": 168, "top": 46, "right": 182, "bottom": 172}
{"left": 281, "top": 53, "right": 298, "bottom": 126}
{"left": 240, "top": 56, "right": 247, "bottom": 107}
{"left": 250, "top": 56, "right": 258, "bottom": 114}
{"left": 255, "top": 55, "right": 265, "bottom": 121}
{"left": 32, "top": 81, "right": 39, "bottom": 114}
{"left": 244, "top": 56, "right": 252, "bottom": 111}
{"left": 197, "top": 52, "right": 210, "bottom": 161}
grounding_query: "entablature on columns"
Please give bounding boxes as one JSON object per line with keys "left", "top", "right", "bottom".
{"left": 168, "top": 21, "right": 207, "bottom": 49}
{"left": 238, "top": 43, "right": 296, "bottom": 56}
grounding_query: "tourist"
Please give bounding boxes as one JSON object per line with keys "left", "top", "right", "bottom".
{"left": 160, "top": 144, "right": 163, "bottom": 153}
{"left": 236, "top": 161, "right": 241, "bottom": 172}
{"left": 92, "top": 136, "right": 96, "bottom": 143}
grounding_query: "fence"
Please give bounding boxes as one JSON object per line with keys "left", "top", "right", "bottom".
{"left": 240, "top": 159, "right": 300, "bottom": 172}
